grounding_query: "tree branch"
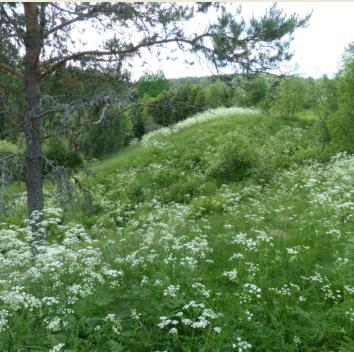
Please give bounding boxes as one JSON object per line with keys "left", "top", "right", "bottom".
{"left": 0, "top": 4, "right": 25, "bottom": 44}
{"left": 39, "top": 3, "right": 47, "bottom": 30}
{"left": 0, "top": 4, "right": 19, "bottom": 32}
{"left": 40, "top": 34, "right": 212, "bottom": 79}
{"left": 43, "top": 3, "right": 108, "bottom": 39}
{"left": 0, "top": 62, "right": 22, "bottom": 77}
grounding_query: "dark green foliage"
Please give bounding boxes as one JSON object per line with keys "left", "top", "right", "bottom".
{"left": 81, "top": 106, "right": 133, "bottom": 158}
{"left": 135, "top": 71, "right": 171, "bottom": 98}
{"left": 209, "top": 5, "right": 310, "bottom": 72}
{"left": 328, "top": 114, "right": 354, "bottom": 153}
{"left": 304, "top": 75, "right": 337, "bottom": 116}
{"left": 44, "top": 140, "right": 83, "bottom": 171}
{"left": 147, "top": 91, "right": 173, "bottom": 126}
{"left": 207, "top": 132, "right": 259, "bottom": 182}
{"left": 205, "top": 81, "right": 233, "bottom": 108}
{"left": 138, "top": 77, "right": 235, "bottom": 132}
{"left": 148, "top": 82, "right": 206, "bottom": 127}
{"left": 131, "top": 103, "right": 148, "bottom": 139}
{"left": 236, "top": 76, "right": 269, "bottom": 107}
{"left": 130, "top": 75, "right": 272, "bottom": 141}
{"left": 171, "top": 83, "right": 206, "bottom": 122}
{"left": 231, "top": 75, "right": 273, "bottom": 108}
{"left": 274, "top": 77, "right": 306, "bottom": 118}
{"left": 0, "top": 140, "right": 23, "bottom": 189}
{"left": 258, "top": 78, "right": 280, "bottom": 112}
{"left": 303, "top": 76, "right": 337, "bottom": 147}
{"left": 320, "top": 76, "right": 338, "bottom": 114}
{"left": 0, "top": 71, "right": 24, "bottom": 142}
{"left": 247, "top": 77, "right": 268, "bottom": 106}
{"left": 328, "top": 50, "right": 354, "bottom": 152}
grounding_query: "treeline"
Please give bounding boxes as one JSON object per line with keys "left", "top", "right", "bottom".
{"left": 1, "top": 43, "right": 354, "bottom": 168}
{"left": 1, "top": 68, "right": 234, "bottom": 164}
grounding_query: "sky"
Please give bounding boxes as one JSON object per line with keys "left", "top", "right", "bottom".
{"left": 130, "top": 2, "right": 354, "bottom": 80}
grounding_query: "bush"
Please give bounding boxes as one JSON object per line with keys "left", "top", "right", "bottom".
{"left": 0, "top": 139, "right": 19, "bottom": 154}
{"left": 205, "top": 81, "right": 232, "bottom": 108}
{"left": 148, "top": 91, "right": 173, "bottom": 126}
{"left": 288, "top": 145, "right": 333, "bottom": 165}
{"left": 327, "top": 56, "right": 354, "bottom": 152}
{"left": 273, "top": 77, "right": 306, "bottom": 119}
{"left": 161, "top": 176, "right": 201, "bottom": 203}
{"left": 206, "top": 132, "right": 259, "bottom": 182}
{"left": 239, "top": 77, "right": 268, "bottom": 107}
{"left": 327, "top": 112, "right": 354, "bottom": 152}
{"left": 0, "top": 140, "right": 22, "bottom": 186}
{"left": 148, "top": 82, "right": 206, "bottom": 127}
{"left": 190, "top": 195, "right": 225, "bottom": 217}
{"left": 131, "top": 102, "right": 149, "bottom": 138}
{"left": 135, "top": 71, "right": 171, "bottom": 98}
{"left": 81, "top": 105, "right": 133, "bottom": 158}
{"left": 44, "top": 140, "right": 83, "bottom": 171}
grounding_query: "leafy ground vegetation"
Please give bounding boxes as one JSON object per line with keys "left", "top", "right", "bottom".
{"left": 1, "top": 107, "right": 354, "bottom": 351}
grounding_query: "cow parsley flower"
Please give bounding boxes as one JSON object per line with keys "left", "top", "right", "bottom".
{"left": 49, "top": 343, "right": 65, "bottom": 352}
{"left": 163, "top": 284, "right": 180, "bottom": 298}
{"left": 232, "top": 337, "right": 252, "bottom": 351}
{"left": 0, "top": 309, "right": 9, "bottom": 332}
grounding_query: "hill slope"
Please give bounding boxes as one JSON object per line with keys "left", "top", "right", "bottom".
{"left": 1, "top": 108, "right": 354, "bottom": 351}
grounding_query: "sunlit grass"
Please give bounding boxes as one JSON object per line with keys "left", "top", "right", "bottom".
{"left": 297, "top": 109, "right": 318, "bottom": 121}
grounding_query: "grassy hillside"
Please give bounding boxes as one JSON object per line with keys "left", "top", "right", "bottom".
{"left": 1, "top": 108, "right": 354, "bottom": 351}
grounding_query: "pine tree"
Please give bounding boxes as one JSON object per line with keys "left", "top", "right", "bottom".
{"left": 0, "top": 2, "right": 309, "bottom": 232}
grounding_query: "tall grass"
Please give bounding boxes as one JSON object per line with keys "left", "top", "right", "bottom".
{"left": 1, "top": 108, "right": 353, "bottom": 351}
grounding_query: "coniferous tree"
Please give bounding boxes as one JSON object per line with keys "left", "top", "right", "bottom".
{"left": 0, "top": 2, "right": 310, "bottom": 231}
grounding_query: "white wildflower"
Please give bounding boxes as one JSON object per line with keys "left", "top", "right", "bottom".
{"left": 49, "top": 343, "right": 65, "bottom": 352}
{"left": 232, "top": 337, "right": 252, "bottom": 351}
{"left": 213, "top": 326, "right": 222, "bottom": 334}
{"left": 163, "top": 284, "right": 180, "bottom": 298}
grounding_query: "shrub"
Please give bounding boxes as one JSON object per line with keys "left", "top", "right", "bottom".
{"left": 44, "top": 140, "right": 83, "bottom": 171}
{"left": 206, "top": 132, "right": 259, "bottom": 182}
{"left": 131, "top": 102, "right": 149, "bottom": 138}
{"left": 81, "top": 105, "right": 134, "bottom": 158}
{"left": 327, "top": 56, "right": 354, "bottom": 152}
{"left": 161, "top": 176, "right": 201, "bottom": 203}
{"left": 198, "top": 180, "right": 218, "bottom": 196}
{"left": 327, "top": 112, "right": 354, "bottom": 152}
{"left": 205, "top": 81, "right": 232, "bottom": 108}
{"left": 148, "top": 82, "right": 206, "bottom": 127}
{"left": 0, "top": 139, "right": 19, "bottom": 154}
{"left": 288, "top": 145, "right": 333, "bottom": 165}
{"left": 240, "top": 77, "right": 268, "bottom": 107}
{"left": 148, "top": 91, "right": 173, "bottom": 126}
{"left": 169, "top": 82, "right": 206, "bottom": 123}
{"left": 273, "top": 77, "right": 306, "bottom": 119}
{"left": 135, "top": 71, "right": 171, "bottom": 98}
{"left": 0, "top": 140, "right": 22, "bottom": 198}
{"left": 190, "top": 195, "right": 225, "bottom": 217}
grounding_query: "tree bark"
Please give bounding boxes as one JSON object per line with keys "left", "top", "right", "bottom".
{"left": 23, "top": 3, "right": 44, "bottom": 225}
